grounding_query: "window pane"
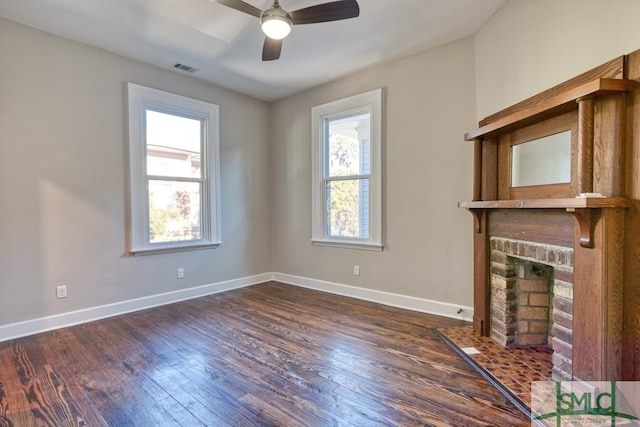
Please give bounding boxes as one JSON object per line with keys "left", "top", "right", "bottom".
{"left": 148, "top": 180, "right": 202, "bottom": 243}
{"left": 326, "top": 178, "right": 369, "bottom": 239}
{"left": 146, "top": 110, "right": 201, "bottom": 178}
{"left": 327, "top": 113, "right": 370, "bottom": 177}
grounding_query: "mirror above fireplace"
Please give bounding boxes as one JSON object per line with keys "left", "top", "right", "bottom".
{"left": 511, "top": 130, "right": 571, "bottom": 188}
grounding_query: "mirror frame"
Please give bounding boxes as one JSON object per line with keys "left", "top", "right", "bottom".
{"left": 497, "top": 111, "right": 578, "bottom": 200}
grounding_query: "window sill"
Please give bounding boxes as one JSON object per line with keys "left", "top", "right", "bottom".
{"left": 311, "top": 238, "right": 383, "bottom": 251}
{"left": 130, "top": 241, "right": 222, "bottom": 256}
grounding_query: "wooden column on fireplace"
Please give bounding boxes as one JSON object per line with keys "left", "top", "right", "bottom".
{"left": 461, "top": 50, "right": 640, "bottom": 381}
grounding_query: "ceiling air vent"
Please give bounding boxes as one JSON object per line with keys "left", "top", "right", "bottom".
{"left": 173, "top": 63, "right": 199, "bottom": 73}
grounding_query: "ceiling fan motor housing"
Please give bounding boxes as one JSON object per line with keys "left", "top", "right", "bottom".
{"left": 260, "top": 2, "right": 293, "bottom": 40}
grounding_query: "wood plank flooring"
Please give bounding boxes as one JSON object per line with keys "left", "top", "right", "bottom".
{"left": 0, "top": 282, "right": 530, "bottom": 426}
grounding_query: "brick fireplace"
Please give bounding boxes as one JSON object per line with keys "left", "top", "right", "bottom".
{"left": 489, "top": 237, "right": 573, "bottom": 380}
{"left": 459, "top": 52, "right": 640, "bottom": 381}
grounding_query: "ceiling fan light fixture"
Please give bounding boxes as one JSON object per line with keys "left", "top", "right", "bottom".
{"left": 260, "top": 6, "right": 292, "bottom": 40}
{"left": 216, "top": 0, "right": 360, "bottom": 60}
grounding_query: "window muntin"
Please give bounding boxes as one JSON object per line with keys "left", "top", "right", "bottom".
{"left": 312, "top": 89, "right": 382, "bottom": 250}
{"left": 128, "top": 83, "right": 221, "bottom": 254}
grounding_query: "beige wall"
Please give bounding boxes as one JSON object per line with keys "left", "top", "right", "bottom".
{"left": 0, "top": 18, "right": 272, "bottom": 325}
{"left": 475, "top": 0, "right": 640, "bottom": 119}
{"left": 270, "top": 38, "right": 477, "bottom": 306}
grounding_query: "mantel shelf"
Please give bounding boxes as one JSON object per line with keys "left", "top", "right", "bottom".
{"left": 459, "top": 197, "right": 629, "bottom": 248}
{"left": 458, "top": 197, "right": 629, "bottom": 210}
{"left": 464, "top": 78, "right": 636, "bottom": 141}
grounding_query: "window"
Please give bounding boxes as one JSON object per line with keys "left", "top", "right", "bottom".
{"left": 311, "top": 89, "right": 383, "bottom": 250}
{"left": 127, "top": 83, "right": 221, "bottom": 254}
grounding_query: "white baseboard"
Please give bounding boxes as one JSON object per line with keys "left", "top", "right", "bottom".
{"left": 0, "top": 273, "right": 272, "bottom": 342}
{"left": 272, "top": 272, "right": 473, "bottom": 322}
{"left": 0, "top": 272, "right": 472, "bottom": 342}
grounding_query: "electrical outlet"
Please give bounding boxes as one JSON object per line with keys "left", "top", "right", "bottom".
{"left": 177, "top": 268, "right": 185, "bottom": 279}
{"left": 353, "top": 265, "right": 360, "bottom": 276}
{"left": 56, "top": 285, "right": 68, "bottom": 299}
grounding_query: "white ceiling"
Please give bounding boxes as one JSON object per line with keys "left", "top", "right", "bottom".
{"left": 0, "top": 0, "right": 505, "bottom": 101}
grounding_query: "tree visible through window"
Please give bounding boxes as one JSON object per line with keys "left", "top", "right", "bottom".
{"left": 146, "top": 110, "right": 202, "bottom": 243}
{"left": 128, "top": 84, "right": 221, "bottom": 254}
{"left": 312, "top": 89, "right": 382, "bottom": 250}
{"left": 325, "top": 114, "right": 370, "bottom": 239}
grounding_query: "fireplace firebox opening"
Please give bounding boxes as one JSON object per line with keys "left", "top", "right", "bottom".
{"left": 489, "top": 237, "right": 573, "bottom": 380}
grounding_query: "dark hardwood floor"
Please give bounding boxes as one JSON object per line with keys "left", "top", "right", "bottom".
{"left": 0, "top": 282, "right": 530, "bottom": 426}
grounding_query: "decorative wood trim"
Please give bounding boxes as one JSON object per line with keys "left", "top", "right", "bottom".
{"left": 473, "top": 140, "right": 482, "bottom": 201}
{"left": 566, "top": 207, "right": 600, "bottom": 248}
{"left": 488, "top": 210, "right": 575, "bottom": 248}
{"left": 472, "top": 213, "right": 490, "bottom": 336}
{"left": 481, "top": 137, "right": 499, "bottom": 200}
{"left": 623, "top": 48, "right": 640, "bottom": 380}
{"left": 460, "top": 198, "right": 628, "bottom": 248}
{"left": 577, "top": 97, "right": 595, "bottom": 193}
{"left": 504, "top": 112, "right": 577, "bottom": 200}
{"left": 465, "top": 79, "right": 636, "bottom": 141}
{"left": 572, "top": 209, "right": 625, "bottom": 380}
{"left": 594, "top": 94, "right": 627, "bottom": 196}
{"left": 469, "top": 208, "right": 484, "bottom": 233}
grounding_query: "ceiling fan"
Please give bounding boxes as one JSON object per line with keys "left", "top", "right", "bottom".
{"left": 214, "top": 0, "right": 360, "bottom": 61}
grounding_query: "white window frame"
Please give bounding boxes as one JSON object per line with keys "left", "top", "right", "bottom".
{"left": 127, "top": 83, "right": 222, "bottom": 254}
{"left": 311, "top": 88, "right": 383, "bottom": 251}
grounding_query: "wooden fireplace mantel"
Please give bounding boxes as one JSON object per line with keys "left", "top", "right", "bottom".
{"left": 460, "top": 52, "right": 640, "bottom": 381}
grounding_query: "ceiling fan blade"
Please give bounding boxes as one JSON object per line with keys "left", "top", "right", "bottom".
{"left": 290, "top": 0, "right": 359, "bottom": 25}
{"left": 213, "top": 0, "right": 262, "bottom": 18}
{"left": 262, "top": 37, "right": 283, "bottom": 61}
